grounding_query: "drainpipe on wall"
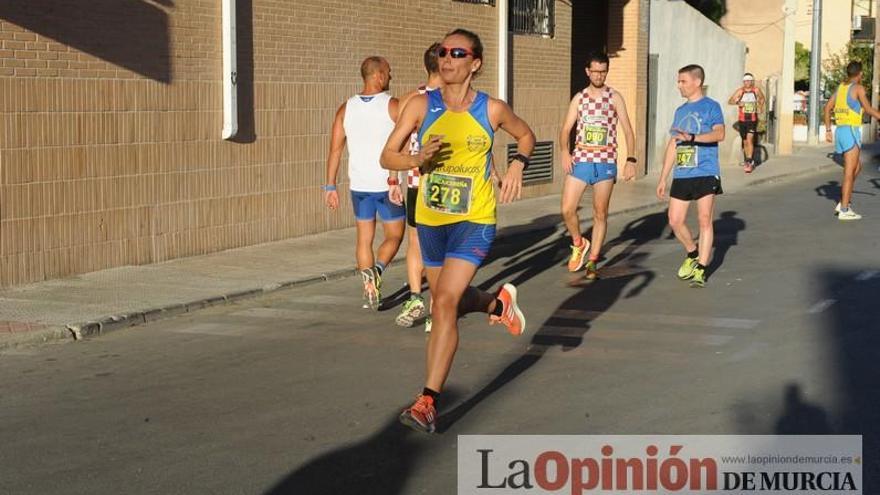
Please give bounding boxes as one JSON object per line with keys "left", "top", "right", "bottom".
{"left": 498, "top": 0, "right": 508, "bottom": 102}
{"left": 221, "top": 0, "right": 238, "bottom": 140}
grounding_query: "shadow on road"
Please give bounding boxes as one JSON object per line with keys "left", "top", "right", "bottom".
{"left": 708, "top": 211, "right": 745, "bottom": 277}
{"left": 263, "top": 390, "right": 463, "bottom": 495}
{"left": 439, "top": 210, "right": 670, "bottom": 432}
{"left": 731, "top": 268, "right": 879, "bottom": 490}
{"left": 478, "top": 214, "right": 567, "bottom": 291}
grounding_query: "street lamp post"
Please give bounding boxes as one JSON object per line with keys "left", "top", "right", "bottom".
{"left": 807, "top": 0, "right": 822, "bottom": 144}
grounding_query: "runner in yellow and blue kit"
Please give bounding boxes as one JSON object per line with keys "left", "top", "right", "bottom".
{"left": 823, "top": 61, "right": 880, "bottom": 221}
{"left": 381, "top": 29, "right": 535, "bottom": 434}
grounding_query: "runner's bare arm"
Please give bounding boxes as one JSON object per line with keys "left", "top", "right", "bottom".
{"left": 388, "top": 97, "right": 400, "bottom": 123}
{"left": 490, "top": 98, "right": 536, "bottom": 203}
{"left": 324, "top": 102, "right": 347, "bottom": 209}
{"left": 727, "top": 87, "right": 743, "bottom": 105}
{"left": 656, "top": 138, "right": 677, "bottom": 200}
{"left": 558, "top": 95, "right": 580, "bottom": 172}
{"left": 693, "top": 124, "right": 725, "bottom": 144}
{"left": 855, "top": 85, "right": 880, "bottom": 120}
{"left": 823, "top": 90, "right": 835, "bottom": 129}
{"left": 613, "top": 91, "right": 637, "bottom": 181}
{"left": 380, "top": 94, "right": 441, "bottom": 171}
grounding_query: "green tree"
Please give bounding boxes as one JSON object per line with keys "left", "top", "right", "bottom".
{"left": 822, "top": 42, "right": 873, "bottom": 97}
{"left": 795, "top": 42, "right": 810, "bottom": 86}
{"left": 685, "top": 0, "right": 726, "bottom": 25}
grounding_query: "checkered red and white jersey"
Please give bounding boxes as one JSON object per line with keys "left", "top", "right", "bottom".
{"left": 405, "top": 85, "right": 432, "bottom": 188}
{"left": 407, "top": 129, "right": 422, "bottom": 188}
{"left": 572, "top": 86, "right": 619, "bottom": 164}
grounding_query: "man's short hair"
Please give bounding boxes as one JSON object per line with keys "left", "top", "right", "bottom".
{"left": 586, "top": 52, "right": 610, "bottom": 69}
{"left": 424, "top": 43, "right": 441, "bottom": 75}
{"left": 678, "top": 64, "right": 706, "bottom": 85}
{"left": 847, "top": 61, "right": 863, "bottom": 78}
{"left": 360, "top": 56, "right": 387, "bottom": 80}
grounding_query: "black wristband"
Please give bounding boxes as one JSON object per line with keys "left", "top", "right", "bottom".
{"left": 626, "top": 156, "right": 637, "bottom": 163}
{"left": 689, "top": 133, "right": 696, "bottom": 143}
{"left": 510, "top": 153, "right": 530, "bottom": 170}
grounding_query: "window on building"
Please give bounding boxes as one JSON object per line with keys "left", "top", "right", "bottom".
{"left": 454, "top": 0, "right": 495, "bottom": 5}
{"left": 510, "top": 0, "right": 554, "bottom": 38}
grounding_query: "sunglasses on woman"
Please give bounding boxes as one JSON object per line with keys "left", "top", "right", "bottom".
{"left": 436, "top": 46, "right": 474, "bottom": 59}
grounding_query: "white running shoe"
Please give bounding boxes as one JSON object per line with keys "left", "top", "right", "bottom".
{"left": 834, "top": 202, "right": 841, "bottom": 216}
{"left": 838, "top": 209, "right": 862, "bottom": 221}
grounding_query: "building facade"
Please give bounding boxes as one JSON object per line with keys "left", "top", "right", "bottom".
{"left": 0, "top": 0, "right": 648, "bottom": 287}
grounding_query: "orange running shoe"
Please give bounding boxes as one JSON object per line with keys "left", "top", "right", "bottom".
{"left": 567, "top": 237, "right": 590, "bottom": 272}
{"left": 490, "top": 283, "right": 526, "bottom": 336}
{"left": 399, "top": 394, "right": 437, "bottom": 433}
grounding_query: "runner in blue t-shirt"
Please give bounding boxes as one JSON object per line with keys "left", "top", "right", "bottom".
{"left": 656, "top": 64, "right": 726, "bottom": 288}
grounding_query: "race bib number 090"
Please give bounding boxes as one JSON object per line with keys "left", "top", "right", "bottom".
{"left": 424, "top": 173, "right": 473, "bottom": 215}
{"left": 582, "top": 124, "right": 608, "bottom": 147}
{"left": 675, "top": 145, "right": 697, "bottom": 168}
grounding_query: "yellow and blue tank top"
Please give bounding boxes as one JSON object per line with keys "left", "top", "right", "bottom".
{"left": 834, "top": 83, "right": 863, "bottom": 127}
{"left": 415, "top": 90, "right": 495, "bottom": 226}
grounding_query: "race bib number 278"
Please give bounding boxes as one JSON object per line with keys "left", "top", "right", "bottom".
{"left": 424, "top": 173, "right": 473, "bottom": 215}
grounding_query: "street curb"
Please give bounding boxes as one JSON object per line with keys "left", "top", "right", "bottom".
{"left": 0, "top": 159, "right": 840, "bottom": 350}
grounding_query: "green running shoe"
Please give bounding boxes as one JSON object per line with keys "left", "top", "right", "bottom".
{"left": 677, "top": 256, "right": 698, "bottom": 280}
{"left": 689, "top": 266, "right": 706, "bottom": 288}
{"left": 395, "top": 294, "right": 426, "bottom": 327}
{"left": 584, "top": 260, "right": 599, "bottom": 280}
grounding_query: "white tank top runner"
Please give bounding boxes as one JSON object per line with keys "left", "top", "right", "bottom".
{"left": 343, "top": 92, "right": 395, "bottom": 192}
{"left": 572, "top": 86, "right": 619, "bottom": 164}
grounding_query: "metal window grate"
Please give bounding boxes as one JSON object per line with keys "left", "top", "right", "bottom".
{"left": 508, "top": 141, "right": 553, "bottom": 184}
{"left": 453, "top": 0, "right": 495, "bottom": 5}
{"left": 510, "top": 0, "right": 554, "bottom": 37}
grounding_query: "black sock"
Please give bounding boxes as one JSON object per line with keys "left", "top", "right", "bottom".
{"left": 422, "top": 387, "right": 439, "bottom": 406}
{"left": 491, "top": 299, "right": 505, "bottom": 317}
{"left": 374, "top": 264, "right": 384, "bottom": 276}
{"left": 696, "top": 263, "right": 706, "bottom": 270}
{"left": 687, "top": 249, "right": 699, "bottom": 259}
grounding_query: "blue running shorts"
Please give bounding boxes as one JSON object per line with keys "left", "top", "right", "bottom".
{"left": 417, "top": 221, "right": 496, "bottom": 268}
{"left": 835, "top": 125, "right": 861, "bottom": 154}
{"left": 350, "top": 191, "right": 406, "bottom": 222}
{"left": 571, "top": 162, "right": 617, "bottom": 185}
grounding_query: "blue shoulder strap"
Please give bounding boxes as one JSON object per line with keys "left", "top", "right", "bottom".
{"left": 418, "top": 89, "right": 445, "bottom": 143}
{"left": 469, "top": 92, "right": 494, "bottom": 140}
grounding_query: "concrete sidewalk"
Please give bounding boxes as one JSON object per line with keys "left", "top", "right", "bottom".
{"left": 0, "top": 144, "right": 851, "bottom": 349}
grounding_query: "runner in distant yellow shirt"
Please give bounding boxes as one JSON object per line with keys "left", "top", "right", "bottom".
{"left": 381, "top": 28, "right": 535, "bottom": 434}
{"left": 823, "top": 61, "right": 880, "bottom": 220}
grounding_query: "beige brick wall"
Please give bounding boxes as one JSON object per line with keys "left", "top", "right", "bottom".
{"left": 605, "top": 0, "right": 649, "bottom": 173}
{"left": 0, "top": 0, "right": 643, "bottom": 287}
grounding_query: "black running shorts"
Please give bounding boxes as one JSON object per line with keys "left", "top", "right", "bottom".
{"left": 406, "top": 187, "right": 419, "bottom": 228}
{"left": 670, "top": 176, "right": 723, "bottom": 201}
{"left": 737, "top": 120, "right": 758, "bottom": 140}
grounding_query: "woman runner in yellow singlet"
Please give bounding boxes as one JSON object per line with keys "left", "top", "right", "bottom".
{"left": 380, "top": 28, "right": 535, "bottom": 434}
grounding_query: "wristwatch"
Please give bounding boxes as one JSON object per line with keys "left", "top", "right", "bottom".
{"left": 509, "top": 153, "right": 531, "bottom": 170}
{"left": 387, "top": 177, "right": 400, "bottom": 186}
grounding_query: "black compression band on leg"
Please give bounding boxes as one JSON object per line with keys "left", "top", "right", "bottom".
{"left": 491, "top": 300, "right": 505, "bottom": 317}
{"left": 422, "top": 387, "right": 439, "bottom": 407}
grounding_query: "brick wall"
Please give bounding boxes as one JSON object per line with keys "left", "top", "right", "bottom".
{"left": 0, "top": 0, "right": 642, "bottom": 287}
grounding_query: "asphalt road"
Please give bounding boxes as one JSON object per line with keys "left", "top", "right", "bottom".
{"left": 1, "top": 166, "right": 878, "bottom": 495}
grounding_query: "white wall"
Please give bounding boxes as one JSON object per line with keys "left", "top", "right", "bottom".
{"left": 649, "top": 0, "right": 748, "bottom": 170}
